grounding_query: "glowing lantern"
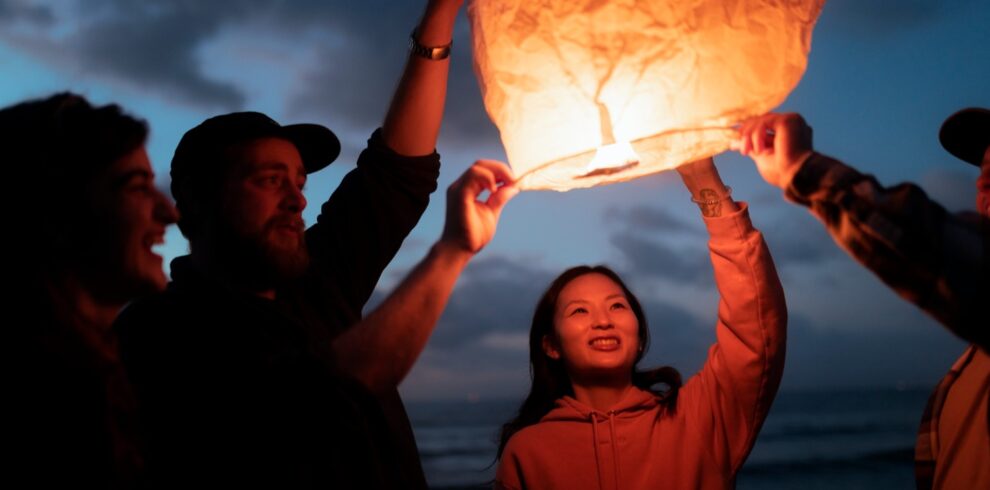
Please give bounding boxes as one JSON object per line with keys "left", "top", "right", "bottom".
{"left": 468, "top": 0, "right": 825, "bottom": 191}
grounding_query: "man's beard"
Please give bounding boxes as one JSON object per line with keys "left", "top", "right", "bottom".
{"left": 214, "top": 215, "right": 311, "bottom": 291}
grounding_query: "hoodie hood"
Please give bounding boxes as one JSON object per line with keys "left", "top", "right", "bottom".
{"left": 542, "top": 388, "right": 661, "bottom": 423}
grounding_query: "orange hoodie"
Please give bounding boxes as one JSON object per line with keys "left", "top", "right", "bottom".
{"left": 496, "top": 204, "right": 786, "bottom": 490}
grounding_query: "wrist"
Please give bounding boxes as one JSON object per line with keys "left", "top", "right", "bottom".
{"left": 432, "top": 238, "right": 475, "bottom": 265}
{"left": 676, "top": 157, "right": 724, "bottom": 185}
{"left": 779, "top": 150, "right": 815, "bottom": 189}
{"left": 691, "top": 186, "right": 732, "bottom": 204}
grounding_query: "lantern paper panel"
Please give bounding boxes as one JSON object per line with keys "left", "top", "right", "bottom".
{"left": 468, "top": 0, "right": 825, "bottom": 191}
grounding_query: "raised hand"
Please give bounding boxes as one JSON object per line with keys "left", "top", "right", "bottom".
{"left": 440, "top": 159, "right": 519, "bottom": 254}
{"left": 735, "top": 112, "right": 814, "bottom": 189}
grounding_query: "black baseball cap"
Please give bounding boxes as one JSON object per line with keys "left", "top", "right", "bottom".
{"left": 939, "top": 107, "right": 990, "bottom": 167}
{"left": 171, "top": 111, "right": 340, "bottom": 199}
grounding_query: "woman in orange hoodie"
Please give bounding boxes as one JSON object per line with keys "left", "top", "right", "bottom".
{"left": 495, "top": 157, "right": 786, "bottom": 490}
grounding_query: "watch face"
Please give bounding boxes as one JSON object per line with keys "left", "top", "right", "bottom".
{"left": 410, "top": 35, "right": 451, "bottom": 60}
{"left": 428, "top": 46, "right": 451, "bottom": 60}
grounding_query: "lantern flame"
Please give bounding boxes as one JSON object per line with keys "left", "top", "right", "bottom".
{"left": 580, "top": 141, "right": 640, "bottom": 178}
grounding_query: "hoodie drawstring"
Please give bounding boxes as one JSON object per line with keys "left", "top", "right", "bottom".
{"left": 591, "top": 414, "right": 605, "bottom": 490}
{"left": 590, "top": 411, "right": 622, "bottom": 490}
{"left": 609, "top": 411, "right": 620, "bottom": 490}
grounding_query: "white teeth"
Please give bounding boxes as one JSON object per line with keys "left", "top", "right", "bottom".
{"left": 591, "top": 338, "right": 618, "bottom": 347}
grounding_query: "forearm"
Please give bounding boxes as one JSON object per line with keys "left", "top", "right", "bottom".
{"left": 707, "top": 205, "right": 787, "bottom": 378}
{"left": 677, "top": 157, "right": 740, "bottom": 217}
{"left": 680, "top": 161, "right": 785, "bottom": 361}
{"left": 382, "top": 1, "right": 460, "bottom": 156}
{"left": 333, "top": 240, "right": 472, "bottom": 392}
{"left": 786, "top": 153, "right": 987, "bottom": 345}
{"left": 699, "top": 205, "right": 787, "bottom": 469}
{"left": 330, "top": 155, "right": 516, "bottom": 392}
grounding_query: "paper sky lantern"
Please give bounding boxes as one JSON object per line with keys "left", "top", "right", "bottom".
{"left": 468, "top": 0, "right": 825, "bottom": 191}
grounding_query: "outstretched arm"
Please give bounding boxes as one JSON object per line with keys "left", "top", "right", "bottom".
{"left": 382, "top": 0, "right": 463, "bottom": 156}
{"left": 303, "top": 0, "right": 463, "bottom": 326}
{"left": 676, "top": 157, "right": 787, "bottom": 473}
{"left": 736, "top": 112, "right": 987, "bottom": 349}
{"left": 333, "top": 160, "right": 519, "bottom": 392}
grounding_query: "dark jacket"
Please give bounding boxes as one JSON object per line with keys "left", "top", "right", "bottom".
{"left": 10, "top": 283, "right": 145, "bottom": 489}
{"left": 117, "top": 130, "right": 440, "bottom": 489}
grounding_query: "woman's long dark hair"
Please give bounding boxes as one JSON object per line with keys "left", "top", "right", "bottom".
{"left": 3, "top": 92, "right": 148, "bottom": 281}
{"left": 496, "top": 265, "right": 682, "bottom": 459}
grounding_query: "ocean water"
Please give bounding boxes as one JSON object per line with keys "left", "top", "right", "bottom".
{"left": 406, "top": 388, "right": 931, "bottom": 489}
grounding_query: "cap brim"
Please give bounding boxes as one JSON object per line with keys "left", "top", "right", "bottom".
{"left": 939, "top": 108, "right": 990, "bottom": 167}
{"left": 281, "top": 123, "right": 341, "bottom": 174}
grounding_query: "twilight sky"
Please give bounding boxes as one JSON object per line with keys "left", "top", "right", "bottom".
{"left": 2, "top": 0, "right": 987, "bottom": 401}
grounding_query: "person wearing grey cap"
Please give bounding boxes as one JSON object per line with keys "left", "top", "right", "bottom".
{"left": 114, "top": 1, "right": 512, "bottom": 488}
{"left": 735, "top": 110, "right": 988, "bottom": 490}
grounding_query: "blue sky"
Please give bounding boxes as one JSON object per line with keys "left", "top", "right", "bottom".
{"left": 3, "top": 0, "right": 987, "bottom": 401}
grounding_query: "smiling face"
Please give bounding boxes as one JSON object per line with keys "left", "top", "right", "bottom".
{"left": 544, "top": 272, "right": 641, "bottom": 381}
{"left": 83, "top": 146, "right": 178, "bottom": 299}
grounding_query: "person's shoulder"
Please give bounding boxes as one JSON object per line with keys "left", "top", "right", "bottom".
{"left": 115, "top": 289, "right": 195, "bottom": 349}
{"left": 954, "top": 210, "right": 986, "bottom": 229}
{"left": 117, "top": 291, "right": 179, "bottom": 327}
{"left": 354, "top": 128, "right": 441, "bottom": 182}
{"left": 503, "top": 421, "right": 559, "bottom": 456}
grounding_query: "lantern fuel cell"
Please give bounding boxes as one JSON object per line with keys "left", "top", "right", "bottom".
{"left": 468, "top": 0, "right": 825, "bottom": 191}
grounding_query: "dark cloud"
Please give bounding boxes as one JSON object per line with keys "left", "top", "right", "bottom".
{"left": 0, "top": 0, "right": 542, "bottom": 155}
{"left": 825, "top": 0, "right": 972, "bottom": 35}
{"left": 758, "top": 209, "right": 845, "bottom": 268}
{"left": 1, "top": 0, "right": 248, "bottom": 109}
{"left": 364, "top": 255, "right": 551, "bottom": 352}
{"left": 434, "top": 21, "right": 505, "bottom": 155}
{"left": 401, "top": 336, "right": 530, "bottom": 401}
{"left": 286, "top": 42, "right": 401, "bottom": 133}
{"left": 367, "top": 254, "right": 550, "bottom": 399}
{"left": 603, "top": 204, "right": 702, "bottom": 235}
{"left": 779, "top": 313, "right": 966, "bottom": 391}
{"left": 70, "top": 13, "right": 244, "bottom": 110}
{"left": 0, "top": 0, "right": 54, "bottom": 25}
{"left": 609, "top": 230, "right": 711, "bottom": 284}
{"left": 430, "top": 255, "right": 555, "bottom": 349}
{"left": 636, "top": 295, "right": 711, "bottom": 373}
{"left": 917, "top": 166, "right": 979, "bottom": 213}
{"left": 603, "top": 198, "right": 846, "bottom": 287}
{"left": 2, "top": 1, "right": 441, "bottom": 112}
{"left": 286, "top": 9, "right": 499, "bottom": 156}
{"left": 601, "top": 201, "right": 712, "bottom": 284}
{"left": 284, "top": 1, "right": 426, "bottom": 128}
